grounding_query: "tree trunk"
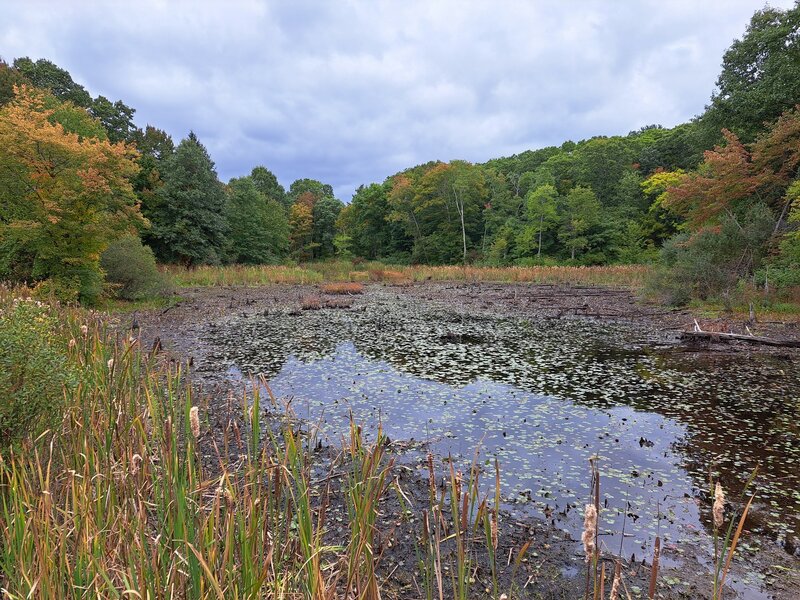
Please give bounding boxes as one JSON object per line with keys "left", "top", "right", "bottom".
{"left": 537, "top": 213, "right": 543, "bottom": 257}
{"left": 453, "top": 185, "right": 467, "bottom": 264}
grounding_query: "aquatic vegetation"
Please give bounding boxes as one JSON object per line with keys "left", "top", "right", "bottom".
{"left": 321, "top": 282, "right": 365, "bottom": 295}
{"left": 213, "top": 288, "right": 800, "bottom": 564}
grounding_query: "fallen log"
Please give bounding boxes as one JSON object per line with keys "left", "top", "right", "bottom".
{"left": 680, "top": 330, "right": 800, "bottom": 348}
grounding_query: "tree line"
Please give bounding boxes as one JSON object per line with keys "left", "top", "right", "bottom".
{"left": 1, "top": 2, "right": 798, "bottom": 304}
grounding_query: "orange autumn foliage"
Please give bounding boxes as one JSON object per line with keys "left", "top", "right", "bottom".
{"left": 0, "top": 85, "right": 143, "bottom": 301}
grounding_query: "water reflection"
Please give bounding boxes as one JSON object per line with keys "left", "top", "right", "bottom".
{"left": 209, "top": 292, "right": 800, "bottom": 557}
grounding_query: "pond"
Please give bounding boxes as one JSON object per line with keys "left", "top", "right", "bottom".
{"left": 207, "top": 289, "right": 800, "bottom": 566}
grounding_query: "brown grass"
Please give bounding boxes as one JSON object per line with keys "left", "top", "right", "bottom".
{"left": 301, "top": 295, "right": 323, "bottom": 310}
{"left": 368, "top": 269, "right": 413, "bottom": 284}
{"left": 348, "top": 271, "right": 370, "bottom": 282}
{"left": 320, "top": 282, "right": 364, "bottom": 295}
{"left": 165, "top": 262, "right": 651, "bottom": 289}
{"left": 324, "top": 297, "right": 354, "bottom": 309}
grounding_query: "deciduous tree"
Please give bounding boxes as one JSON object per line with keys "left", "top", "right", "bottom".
{"left": 0, "top": 86, "right": 142, "bottom": 302}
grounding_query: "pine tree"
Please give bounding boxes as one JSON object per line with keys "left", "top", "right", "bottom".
{"left": 148, "top": 132, "right": 227, "bottom": 265}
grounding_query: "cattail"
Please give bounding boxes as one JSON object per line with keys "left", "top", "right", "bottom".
{"left": 427, "top": 453, "right": 436, "bottom": 494}
{"left": 107, "top": 358, "right": 114, "bottom": 369}
{"left": 609, "top": 565, "right": 621, "bottom": 600}
{"left": 582, "top": 503, "right": 597, "bottom": 562}
{"left": 454, "top": 470, "right": 463, "bottom": 502}
{"left": 491, "top": 508, "right": 498, "bottom": 550}
{"left": 131, "top": 453, "right": 142, "bottom": 476}
{"left": 189, "top": 406, "right": 200, "bottom": 439}
{"left": 713, "top": 482, "right": 725, "bottom": 530}
{"left": 68, "top": 338, "right": 76, "bottom": 349}
{"left": 80, "top": 324, "right": 88, "bottom": 336}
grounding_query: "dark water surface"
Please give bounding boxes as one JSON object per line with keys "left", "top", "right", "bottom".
{"left": 209, "top": 291, "right": 800, "bottom": 570}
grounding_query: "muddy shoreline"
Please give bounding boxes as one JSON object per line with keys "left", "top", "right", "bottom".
{"left": 131, "top": 282, "right": 800, "bottom": 599}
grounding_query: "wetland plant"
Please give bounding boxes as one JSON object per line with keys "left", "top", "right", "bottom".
{"left": 320, "top": 282, "right": 365, "bottom": 295}
{"left": 711, "top": 476, "right": 756, "bottom": 600}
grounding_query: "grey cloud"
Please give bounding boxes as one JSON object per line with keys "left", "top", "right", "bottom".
{"left": 1, "top": 0, "right": 793, "bottom": 200}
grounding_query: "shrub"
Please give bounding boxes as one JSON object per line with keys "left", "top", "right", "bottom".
{"left": 101, "top": 235, "right": 171, "bottom": 300}
{"left": 0, "top": 298, "right": 77, "bottom": 448}
{"left": 652, "top": 204, "right": 776, "bottom": 305}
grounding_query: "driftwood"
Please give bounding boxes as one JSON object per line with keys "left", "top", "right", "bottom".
{"left": 680, "top": 330, "right": 800, "bottom": 348}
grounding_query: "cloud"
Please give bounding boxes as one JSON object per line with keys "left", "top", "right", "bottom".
{"left": 1, "top": 0, "right": 793, "bottom": 199}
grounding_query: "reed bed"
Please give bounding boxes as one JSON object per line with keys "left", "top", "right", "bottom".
{"left": 165, "top": 262, "right": 650, "bottom": 289}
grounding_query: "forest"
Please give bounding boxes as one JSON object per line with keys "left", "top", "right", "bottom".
{"left": 1, "top": 3, "right": 799, "bottom": 306}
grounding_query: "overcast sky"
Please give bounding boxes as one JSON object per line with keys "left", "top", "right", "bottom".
{"left": 1, "top": 1, "right": 794, "bottom": 200}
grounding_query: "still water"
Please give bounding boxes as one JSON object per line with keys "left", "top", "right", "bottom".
{"left": 209, "top": 291, "right": 800, "bottom": 564}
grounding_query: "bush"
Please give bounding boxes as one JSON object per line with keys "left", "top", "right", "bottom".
{"left": 0, "top": 298, "right": 77, "bottom": 448}
{"left": 652, "top": 204, "right": 776, "bottom": 305}
{"left": 101, "top": 236, "right": 171, "bottom": 300}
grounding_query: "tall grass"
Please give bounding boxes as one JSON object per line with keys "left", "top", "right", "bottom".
{"left": 164, "top": 261, "right": 650, "bottom": 289}
{"left": 0, "top": 293, "right": 376, "bottom": 598}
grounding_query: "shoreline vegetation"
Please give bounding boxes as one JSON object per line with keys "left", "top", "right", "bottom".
{"left": 164, "top": 262, "right": 651, "bottom": 288}
{"left": 0, "top": 288, "right": 780, "bottom": 599}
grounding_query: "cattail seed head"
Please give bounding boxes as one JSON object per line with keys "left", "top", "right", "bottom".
{"left": 582, "top": 503, "right": 597, "bottom": 562}
{"left": 491, "top": 509, "right": 499, "bottom": 550}
{"left": 107, "top": 358, "right": 114, "bottom": 369}
{"left": 609, "top": 569, "right": 621, "bottom": 600}
{"left": 427, "top": 453, "right": 435, "bottom": 493}
{"left": 713, "top": 482, "right": 725, "bottom": 530}
{"left": 131, "top": 453, "right": 142, "bottom": 476}
{"left": 189, "top": 406, "right": 200, "bottom": 439}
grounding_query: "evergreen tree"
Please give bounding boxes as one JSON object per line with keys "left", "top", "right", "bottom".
{"left": 148, "top": 132, "right": 227, "bottom": 265}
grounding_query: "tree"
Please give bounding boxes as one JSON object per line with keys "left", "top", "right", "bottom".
{"left": 129, "top": 126, "right": 174, "bottom": 251}
{"left": 312, "top": 195, "right": 344, "bottom": 258}
{"left": 447, "top": 160, "right": 487, "bottom": 263}
{"left": 663, "top": 131, "right": 765, "bottom": 229}
{"left": 572, "top": 136, "right": 637, "bottom": 205}
{"left": 147, "top": 132, "right": 227, "bottom": 265}
{"left": 289, "top": 201, "right": 314, "bottom": 260}
{"left": 90, "top": 95, "right": 136, "bottom": 143}
{"left": 225, "top": 177, "right": 288, "bottom": 264}
{"left": 387, "top": 174, "right": 422, "bottom": 244}
{"left": 702, "top": 3, "right": 800, "bottom": 143}
{"left": 0, "top": 60, "right": 29, "bottom": 107}
{"left": 288, "top": 178, "right": 332, "bottom": 204}
{"left": 250, "top": 166, "right": 287, "bottom": 209}
{"left": 130, "top": 125, "right": 175, "bottom": 161}
{"left": 523, "top": 184, "right": 559, "bottom": 257}
{"left": 12, "top": 57, "right": 92, "bottom": 107}
{"left": 0, "top": 86, "right": 143, "bottom": 302}
{"left": 559, "top": 186, "right": 601, "bottom": 259}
